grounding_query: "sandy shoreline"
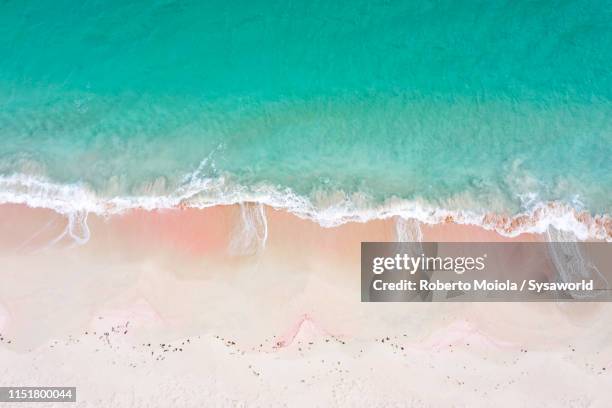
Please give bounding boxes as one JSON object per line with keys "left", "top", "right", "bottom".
{"left": 0, "top": 203, "right": 611, "bottom": 406}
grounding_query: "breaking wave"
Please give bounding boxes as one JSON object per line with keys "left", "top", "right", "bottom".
{"left": 0, "top": 172, "right": 610, "bottom": 241}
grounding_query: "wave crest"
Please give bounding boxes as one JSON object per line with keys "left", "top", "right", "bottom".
{"left": 0, "top": 173, "right": 610, "bottom": 241}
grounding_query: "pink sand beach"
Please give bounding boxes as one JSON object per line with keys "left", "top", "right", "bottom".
{"left": 1, "top": 203, "right": 611, "bottom": 406}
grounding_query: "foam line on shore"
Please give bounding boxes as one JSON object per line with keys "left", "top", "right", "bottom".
{"left": 0, "top": 173, "right": 610, "bottom": 241}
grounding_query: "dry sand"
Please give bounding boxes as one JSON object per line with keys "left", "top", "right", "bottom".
{"left": 0, "top": 203, "right": 610, "bottom": 407}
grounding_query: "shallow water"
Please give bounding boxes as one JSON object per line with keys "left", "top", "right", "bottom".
{"left": 0, "top": 0, "right": 610, "bottom": 221}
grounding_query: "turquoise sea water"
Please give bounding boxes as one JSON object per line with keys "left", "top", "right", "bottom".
{"left": 0, "top": 0, "right": 611, "bottom": 221}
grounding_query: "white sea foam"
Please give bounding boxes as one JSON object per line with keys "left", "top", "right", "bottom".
{"left": 0, "top": 173, "right": 610, "bottom": 241}
{"left": 546, "top": 227, "right": 609, "bottom": 298}
{"left": 395, "top": 217, "right": 423, "bottom": 242}
{"left": 228, "top": 202, "right": 268, "bottom": 256}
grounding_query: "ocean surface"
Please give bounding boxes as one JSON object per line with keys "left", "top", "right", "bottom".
{"left": 0, "top": 1, "right": 611, "bottom": 234}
